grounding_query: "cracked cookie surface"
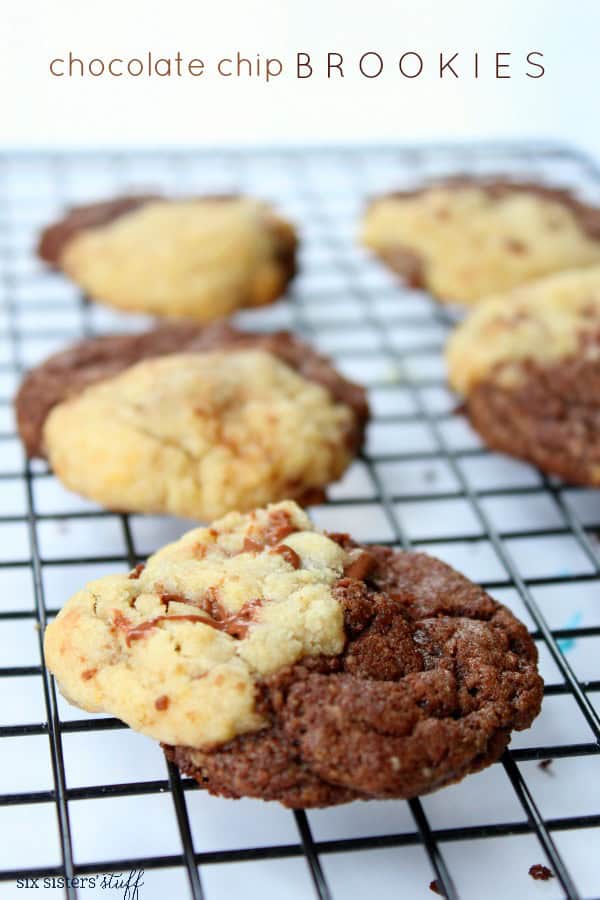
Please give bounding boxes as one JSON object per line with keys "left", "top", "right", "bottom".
{"left": 38, "top": 195, "right": 297, "bottom": 320}
{"left": 447, "top": 265, "right": 600, "bottom": 484}
{"left": 42, "top": 349, "right": 360, "bottom": 519}
{"left": 362, "top": 177, "right": 600, "bottom": 304}
{"left": 44, "top": 501, "right": 542, "bottom": 807}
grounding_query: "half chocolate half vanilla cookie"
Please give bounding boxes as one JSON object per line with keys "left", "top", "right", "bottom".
{"left": 15, "top": 324, "right": 368, "bottom": 519}
{"left": 447, "top": 265, "right": 600, "bottom": 484}
{"left": 362, "top": 176, "right": 600, "bottom": 304}
{"left": 38, "top": 194, "right": 297, "bottom": 320}
{"left": 44, "top": 500, "right": 543, "bottom": 808}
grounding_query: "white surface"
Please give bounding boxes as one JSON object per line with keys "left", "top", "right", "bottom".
{"left": 0, "top": 146, "right": 598, "bottom": 900}
{"left": 1, "top": 0, "right": 600, "bottom": 159}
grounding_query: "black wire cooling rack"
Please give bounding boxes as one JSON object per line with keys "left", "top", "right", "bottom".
{"left": 0, "top": 144, "right": 599, "bottom": 900}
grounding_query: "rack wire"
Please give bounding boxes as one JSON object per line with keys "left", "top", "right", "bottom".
{"left": 0, "top": 144, "right": 598, "bottom": 900}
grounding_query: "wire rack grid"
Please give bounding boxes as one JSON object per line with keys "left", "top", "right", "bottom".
{"left": 0, "top": 143, "right": 598, "bottom": 900}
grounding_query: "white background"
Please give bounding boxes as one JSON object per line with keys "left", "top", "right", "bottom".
{"left": 2, "top": 0, "right": 600, "bottom": 156}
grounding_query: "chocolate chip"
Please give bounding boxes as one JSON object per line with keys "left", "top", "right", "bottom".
{"left": 271, "top": 544, "right": 301, "bottom": 569}
{"left": 344, "top": 551, "right": 377, "bottom": 581}
{"left": 243, "top": 537, "right": 263, "bottom": 553}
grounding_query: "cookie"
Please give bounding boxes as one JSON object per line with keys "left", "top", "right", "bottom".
{"left": 38, "top": 195, "right": 297, "bottom": 320}
{"left": 362, "top": 177, "right": 600, "bottom": 304}
{"left": 15, "top": 322, "right": 368, "bottom": 461}
{"left": 16, "top": 325, "right": 367, "bottom": 519}
{"left": 447, "top": 265, "right": 600, "bottom": 485}
{"left": 44, "top": 501, "right": 543, "bottom": 808}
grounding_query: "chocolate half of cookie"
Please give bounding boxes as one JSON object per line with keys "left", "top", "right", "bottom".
{"left": 446, "top": 266, "right": 600, "bottom": 484}
{"left": 165, "top": 540, "right": 543, "bottom": 808}
{"left": 465, "top": 353, "right": 600, "bottom": 486}
{"left": 15, "top": 322, "right": 369, "bottom": 459}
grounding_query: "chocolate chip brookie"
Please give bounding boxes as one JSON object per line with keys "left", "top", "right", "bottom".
{"left": 15, "top": 324, "right": 368, "bottom": 519}
{"left": 38, "top": 195, "right": 297, "bottom": 320}
{"left": 447, "top": 264, "right": 600, "bottom": 485}
{"left": 44, "top": 501, "right": 543, "bottom": 808}
{"left": 362, "top": 177, "right": 600, "bottom": 304}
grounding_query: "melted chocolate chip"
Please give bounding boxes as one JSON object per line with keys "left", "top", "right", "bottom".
{"left": 271, "top": 544, "right": 301, "bottom": 569}
{"left": 344, "top": 551, "right": 377, "bottom": 581}
{"left": 261, "top": 509, "right": 298, "bottom": 545}
{"left": 112, "top": 592, "right": 263, "bottom": 646}
{"left": 242, "top": 537, "right": 263, "bottom": 554}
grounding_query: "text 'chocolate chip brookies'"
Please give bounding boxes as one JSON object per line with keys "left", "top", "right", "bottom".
{"left": 44, "top": 501, "right": 543, "bottom": 809}
{"left": 38, "top": 194, "right": 297, "bottom": 320}
{"left": 362, "top": 176, "right": 600, "bottom": 304}
{"left": 447, "top": 264, "right": 600, "bottom": 485}
{"left": 15, "top": 324, "right": 368, "bottom": 519}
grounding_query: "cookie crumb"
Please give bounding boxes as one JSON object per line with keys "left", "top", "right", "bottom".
{"left": 529, "top": 864, "right": 554, "bottom": 881}
{"left": 538, "top": 758, "right": 554, "bottom": 774}
{"left": 429, "top": 880, "right": 444, "bottom": 896}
